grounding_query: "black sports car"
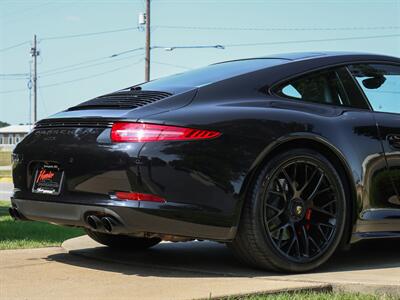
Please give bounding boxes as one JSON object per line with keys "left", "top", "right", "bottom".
{"left": 10, "top": 52, "right": 400, "bottom": 272}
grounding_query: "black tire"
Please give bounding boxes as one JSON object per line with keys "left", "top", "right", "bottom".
{"left": 230, "top": 148, "right": 347, "bottom": 273}
{"left": 85, "top": 229, "right": 161, "bottom": 250}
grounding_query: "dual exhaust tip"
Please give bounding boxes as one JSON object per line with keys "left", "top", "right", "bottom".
{"left": 9, "top": 207, "right": 24, "bottom": 221}
{"left": 86, "top": 215, "right": 119, "bottom": 233}
{"left": 9, "top": 207, "right": 120, "bottom": 233}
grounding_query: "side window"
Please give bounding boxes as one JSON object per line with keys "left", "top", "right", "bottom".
{"left": 348, "top": 64, "right": 400, "bottom": 114}
{"left": 273, "top": 68, "right": 350, "bottom": 106}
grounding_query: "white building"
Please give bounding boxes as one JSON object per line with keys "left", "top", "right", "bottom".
{"left": 0, "top": 125, "right": 32, "bottom": 147}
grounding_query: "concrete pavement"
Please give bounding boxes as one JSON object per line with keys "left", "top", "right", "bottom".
{"left": 0, "top": 246, "right": 328, "bottom": 300}
{"left": 62, "top": 236, "right": 400, "bottom": 296}
{"left": 1, "top": 235, "right": 400, "bottom": 299}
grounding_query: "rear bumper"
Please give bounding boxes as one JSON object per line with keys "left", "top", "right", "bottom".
{"left": 11, "top": 197, "right": 236, "bottom": 241}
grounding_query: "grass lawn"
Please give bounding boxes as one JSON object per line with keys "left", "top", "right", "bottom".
{"left": 234, "top": 291, "right": 395, "bottom": 300}
{"left": 0, "top": 151, "right": 11, "bottom": 166}
{"left": 0, "top": 200, "right": 84, "bottom": 250}
{"left": 0, "top": 169, "right": 11, "bottom": 178}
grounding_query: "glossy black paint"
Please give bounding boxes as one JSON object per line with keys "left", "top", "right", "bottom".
{"left": 11, "top": 52, "right": 400, "bottom": 243}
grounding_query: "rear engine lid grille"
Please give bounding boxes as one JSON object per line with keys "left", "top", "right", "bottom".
{"left": 68, "top": 90, "right": 172, "bottom": 111}
{"left": 35, "top": 120, "right": 113, "bottom": 129}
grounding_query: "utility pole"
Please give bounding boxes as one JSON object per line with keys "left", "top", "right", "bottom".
{"left": 145, "top": 0, "right": 151, "bottom": 82}
{"left": 30, "top": 35, "right": 39, "bottom": 124}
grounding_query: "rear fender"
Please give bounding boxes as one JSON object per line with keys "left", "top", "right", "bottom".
{"left": 235, "top": 133, "right": 357, "bottom": 240}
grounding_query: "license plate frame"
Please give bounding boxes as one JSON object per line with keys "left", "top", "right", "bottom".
{"left": 32, "top": 163, "right": 64, "bottom": 196}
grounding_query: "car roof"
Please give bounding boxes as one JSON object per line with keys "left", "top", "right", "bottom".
{"left": 218, "top": 51, "right": 399, "bottom": 64}
{"left": 139, "top": 51, "right": 399, "bottom": 93}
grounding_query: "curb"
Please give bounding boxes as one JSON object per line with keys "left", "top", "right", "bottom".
{"left": 206, "top": 285, "right": 333, "bottom": 300}
{"left": 332, "top": 282, "right": 400, "bottom": 298}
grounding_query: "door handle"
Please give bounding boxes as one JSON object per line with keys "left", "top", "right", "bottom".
{"left": 387, "top": 134, "right": 400, "bottom": 149}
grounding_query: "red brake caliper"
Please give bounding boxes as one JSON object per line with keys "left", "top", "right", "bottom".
{"left": 305, "top": 208, "right": 312, "bottom": 230}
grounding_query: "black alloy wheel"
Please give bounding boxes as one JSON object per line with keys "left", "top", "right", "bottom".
{"left": 230, "top": 148, "right": 347, "bottom": 272}
{"left": 264, "top": 158, "right": 339, "bottom": 262}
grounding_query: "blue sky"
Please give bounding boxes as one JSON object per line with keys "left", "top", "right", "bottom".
{"left": 1, "top": 0, "right": 399, "bottom": 124}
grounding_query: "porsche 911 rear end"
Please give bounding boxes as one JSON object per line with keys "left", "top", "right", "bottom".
{"left": 11, "top": 59, "right": 288, "bottom": 245}
{"left": 10, "top": 87, "right": 241, "bottom": 242}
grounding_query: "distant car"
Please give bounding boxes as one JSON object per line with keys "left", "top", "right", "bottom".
{"left": 10, "top": 52, "right": 400, "bottom": 272}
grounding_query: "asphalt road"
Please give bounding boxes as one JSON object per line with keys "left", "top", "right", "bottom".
{"left": 0, "top": 181, "right": 13, "bottom": 200}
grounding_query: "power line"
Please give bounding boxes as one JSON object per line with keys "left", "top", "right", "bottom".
{"left": 0, "top": 41, "right": 30, "bottom": 53}
{"left": 41, "top": 26, "right": 139, "bottom": 41}
{"left": 155, "top": 25, "right": 400, "bottom": 31}
{"left": 43, "top": 50, "right": 142, "bottom": 72}
{"left": 0, "top": 73, "right": 30, "bottom": 81}
{"left": 2, "top": 33, "right": 399, "bottom": 82}
{"left": 2, "top": 48, "right": 144, "bottom": 81}
{"left": 137, "top": 32, "right": 400, "bottom": 52}
{"left": 2, "top": 27, "right": 141, "bottom": 54}
{"left": 39, "top": 52, "right": 144, "bottom": 77}
{"left": 0, "top": 77, "right": 30, "bottom": 81}
{"left": 38, "top": 49, "right": 144, "bottom": 76}
{"left": 0, "top": 59, "right": 143, "bottom": 95}
{"left": 0, "top": 87, "right": 28, "bottom": 95}
{"left": 1, "top": 27, "right": 140, "bottom": 54}
{"left": 0, "top": 73, "right": 29, "bottom": 77}
{"left": 112, "top": 33, "right": 400, "bottom": 54}
{"left": 40, "top": 59, "right": 144, "bottom": 89}
{"left": 4, "top": 24, "right": 398, "bottom": 54}
{"left": 223, "top": 33, "right": 400, "bottom": 47}
{"left": 39, "top": 56, "right": 112, "bottom": 75}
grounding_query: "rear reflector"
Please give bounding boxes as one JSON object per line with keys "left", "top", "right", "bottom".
{"left": 115, "top": 191, "right": 166, "bottom": 203}
{"left": 111, "top": 122, "right": 221, "bottom": 143}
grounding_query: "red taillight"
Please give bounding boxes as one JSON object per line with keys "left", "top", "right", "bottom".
{"left": 111, "top": 122, "right": 221, "bottom": 143}
{"left": 115, "top": 191, "right": 166, "bottom": 203}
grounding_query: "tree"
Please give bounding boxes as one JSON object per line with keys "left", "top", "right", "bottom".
{"left": 0, "top": 121, "right": 9, "bottom": 128}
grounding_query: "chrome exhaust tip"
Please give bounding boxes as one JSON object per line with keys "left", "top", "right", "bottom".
{"left": 101, "top": 217, "right": 116, "bottom": 233}
{"left": 8, "top": 207, "right": 21, "bottom": 220}
{"left": 86, "top": 215, "right": 103, "bottom": 230}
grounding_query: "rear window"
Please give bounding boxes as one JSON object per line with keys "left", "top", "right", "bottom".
{"left": 142, "top": 59, "right": 287, "bottom": 89}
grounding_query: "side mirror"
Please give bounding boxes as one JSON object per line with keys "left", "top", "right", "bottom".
{"left": 362, "top": 76, "right": 386, "bottom": 89}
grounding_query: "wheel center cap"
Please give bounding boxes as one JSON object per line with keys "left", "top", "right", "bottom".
{"left": 295, "top": 205, "right": 303, "bottom": 216}
{"left": 290, "top": 199, "right": 306, "bottom": 221}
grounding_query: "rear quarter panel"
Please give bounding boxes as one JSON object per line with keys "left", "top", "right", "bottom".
{"left": 138, "top": 93, "right": 387, "bottom": 231}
